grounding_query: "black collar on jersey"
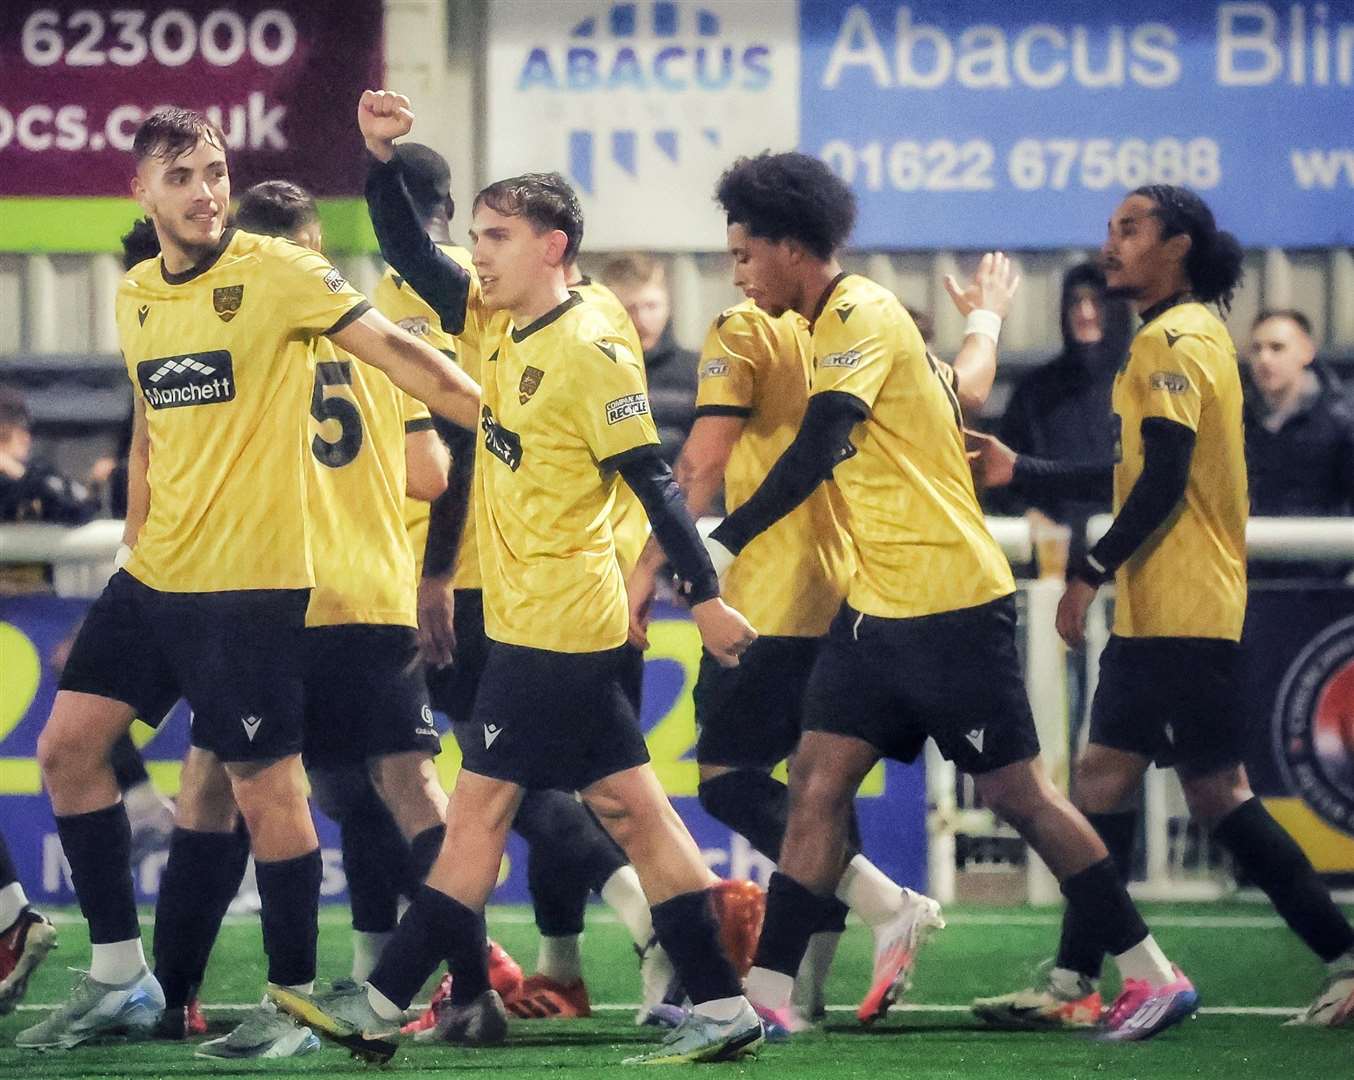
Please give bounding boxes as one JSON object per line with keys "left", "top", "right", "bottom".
{"left": 574, "top": 274, "right": 593, "bottom": 287}
{"left": 160, "top": 227, "right": 236, "bottom": 286}
{"left": 1138, "top": 291, "right": 1194, "bottom": 326}
{"left": 808, "top": 271, "right": 851, "bottom": 325}
{"left": 511, "top": 291, "right": 583, "bottom": 343}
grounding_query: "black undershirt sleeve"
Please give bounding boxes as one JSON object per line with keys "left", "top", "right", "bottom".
{"left": 1077, "top": 417, "right": 1195, "bottom": 585}
{"left": 365, "top": 157, "right": 470, "bottom": 335}
{"left": 422, "top": 417, "right": 474, "bottom": 579}
{"left": 607, "top": 445, "right": 721, "bottom": 605}
{"left": 710, "top": 391, "right": 866, "bottom": 556}
{"left": 1011, "top": 456, "right": 1115, "bottom": 504}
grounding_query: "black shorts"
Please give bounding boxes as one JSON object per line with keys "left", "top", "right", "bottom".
{"left": 802, "top": 595, "right": 1041, "bottom": 775}
{"left": 1089, "top": 635, "right": 1244, "bottom": 778}
{"left": 694, "top": 636, "right": 819, "bottom": 769}
{"left": 426, "top": 589, "right": 644, "bottom": 723}
{"left": 299, "top": 625, "right": 440, "bottom": 770}
{"left": 59, "top": 570, "right": 308, "bottom": 763}
{"left": 457, "top": 641, "right": 651, "bottom": 792}
{"left": 425, "top": 589, "right": 489, "bottom": 724}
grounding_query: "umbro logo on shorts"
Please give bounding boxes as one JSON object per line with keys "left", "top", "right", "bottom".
{"left": 483, "top": 723, "right": 503, "bottom": 749}
{"left": 137, "top": 350, "right": 235, "bottom": 409}
{"left": 241, "top": 715, "right": 262, "bottom": 742}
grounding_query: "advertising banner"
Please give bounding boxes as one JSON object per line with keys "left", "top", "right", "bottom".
{"left": 1243, "top": 587, "right": 1354, "bottom": 874}
{"left": 485, "top": 0, "right": 1353, "bottom": 250}
{"left": 0, "top": 2, "right": 384, "bottom": 199}
{"left": 0, "top": 596, "right": 927, "bottom": 905}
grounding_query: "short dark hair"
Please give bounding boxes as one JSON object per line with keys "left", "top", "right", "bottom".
{"left": 132, "top": 106, "right": 226, "bottom": 165}
{"left": 1132, "top": 185, "right": 1244, "bottom": 313}
{"left": 473, "top": 172, "right": 583, "bottom": 262}
{"left": 120, "top": 217, "right": 161, "bottom": 270}
{"left": 395, "top": 143, "right": 454, "bottom": 224}
{"left": 0, "top": 386, "right": 32, "bottom": 433}
{"left": 235, "top": 180, "right": 318, "bottom": 239}
{"left": 1252, "top": 307, "right": 1312, "bottom": 336}
{"left": 716, "top": 152, "right": 856, "bottom": 260}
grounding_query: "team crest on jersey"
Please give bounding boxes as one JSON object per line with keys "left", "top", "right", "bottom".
{"left": 212, "top": 285, "right": 244, "bottom": 322}
{"left": 519, "top": 366, "right": 545, "bottom": 404}
{"left": 1149, "top": 371, "right": 1190, "bottom": 394}
{"left": 1274, "top": 615, "right": 1354, "bottom": 834}
{"left": 820, "top": 349, "right": 862, "bottom": 369}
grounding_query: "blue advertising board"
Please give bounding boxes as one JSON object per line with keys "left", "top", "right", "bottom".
{"left": 800, "top": 1, "right": 1354, "bottom": 247}
{"left": 0, "top": 596, "right": 927, "bottom": 906}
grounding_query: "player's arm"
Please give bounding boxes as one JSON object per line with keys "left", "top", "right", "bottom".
{"left": 1073, "top": 419, "right": 1193, "bottom": 586}
{"left": 359, "top": 90, "right": 471, "bottom": 335}
{"left": 405, "top": 421, "right": 450, "bottom": 502}
{"left": 939, "top": 251, "right": 1021, "bottom": 414}
{"left": 116, "top": 393, "right": 149, "bottom": 567}
{"left": 707, "top": 392, "right": 864, "bottom": 565}
{"left": 967, "top": 430, "right": 1115, "bottom": 502}
{"left": 417, "top": 417, "right": 474, "bottom": 665}
{"left": 330, "top": 309, "right": 479, "bottom": 431}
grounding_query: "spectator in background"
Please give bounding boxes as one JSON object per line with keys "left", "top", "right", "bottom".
{"left": 991, "top": 262, "right": 1133, "bottom": 562}
{"left": 0, "top": 387, "right": 100, "bottom": 525}
{"left": 599, "top": 255, "right": 697, "bottom": 464}
{"left": 1244, "top": 309, "right": 1354, "bottom": 580}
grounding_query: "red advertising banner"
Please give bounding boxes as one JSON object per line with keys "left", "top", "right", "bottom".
{"left": 0, "top": 2, "right": 384, "bottom": 197}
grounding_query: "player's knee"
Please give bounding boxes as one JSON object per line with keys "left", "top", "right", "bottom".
{"left": 37, "top": 721, "right": 101, "bottom": 786}
{"left": 1180, "top": 767, "right": 1250, "bottom": 825}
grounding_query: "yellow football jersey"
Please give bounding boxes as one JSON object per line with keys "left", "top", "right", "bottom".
{"left": 374, "top": 244, "right": 482, "bottom": 590}
{"left": 697, "top": 301, "right": 852, "bottom": 637}
{"left": 1110, "top": 300, "right": 1248, "bottom": 639}
{"left": 572, "top": 276, "right": 651, "bottom": 578}
{"left": 117, "top": 228, "right": 368, "bottom": 593}
{"left": 304, "top": 339, "right": 421, "bottom": 628}
{"left": 476, "top": 294, "right": 659, "bottom": 652}
{"left": 808, "top": 274, "right": 1014, "bottom": 619}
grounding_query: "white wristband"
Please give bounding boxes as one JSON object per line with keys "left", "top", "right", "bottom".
{"left": 964, "top": 309, "right": 1003, "bottom": 345}
{"left": 703, "top": 535, "right": 736, "bottom": 583}
{"left": 114, "top": 543, "right": 132, "bottom": 570}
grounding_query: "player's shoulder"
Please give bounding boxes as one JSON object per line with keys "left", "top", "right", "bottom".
{"left": 1138, "top": 301, "right": 1233, "bottom": 364}
{"left": 572, "top": 279, "right": 634, "bottom": 336}
{"left": 816, "top": 274, "right": 899, "bottom": 335}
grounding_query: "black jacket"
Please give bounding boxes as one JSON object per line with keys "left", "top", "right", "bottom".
{"left": 644, "top": 323, "right": 698, "bottom": 466}
{"left": 1244, "top": 365, "right": 1354, "bottom": 518}
{"left": 992, "top": 264, "right": 1133, "bottom": 543}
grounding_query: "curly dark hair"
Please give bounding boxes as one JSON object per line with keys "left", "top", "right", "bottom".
{"left": 715, "top": 152, "right": 855, "bottom": 259}
{"left": 120, "top": 217, "right": 161, "bottom": 270}
{"left": 474, "top": 172, "right": 583, "bottom": 262}
{"left": 1132, "top": 185, "right": 1245, "bottom": 313}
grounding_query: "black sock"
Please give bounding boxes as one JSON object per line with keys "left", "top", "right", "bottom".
{"left": 109, "top": 733, "right": 150, "bottom": 791}
{"left": 56, "top": 804, "right": 139, "bottom": 944}
{"left": 369, "top": 885, "right": 487, "bottom": 1009}
{"left": 698, "top": 771, "right": 789, "bottom": 861}
{"left": 1060, "top": 857, "right": 1149, "bottom": 959}
{"left": 651, "top": 889, "right": 742, "bottom": 1005}
{"left": 752, "top": 871, "right": 835, "bottom": 979}
{"left": 256, "top": 848, "right": 321, "bottom": 987}
{"left": 407, "top": 825, "right": 445, "bottom": 887}
{"left": 1056, "top": 811, "right": 1138, "bottom": 979}
{"left": 1213, "top": 797, "right": 1354, "bottom": 962}
{"left": 153, "top": 826, "right": 251, "bottom": 1008}
{"left": 514, "top": 789, "right": 626, "bottom": 936}
{"left": 0, "top": 831, "right": 18, "bottom": 890}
